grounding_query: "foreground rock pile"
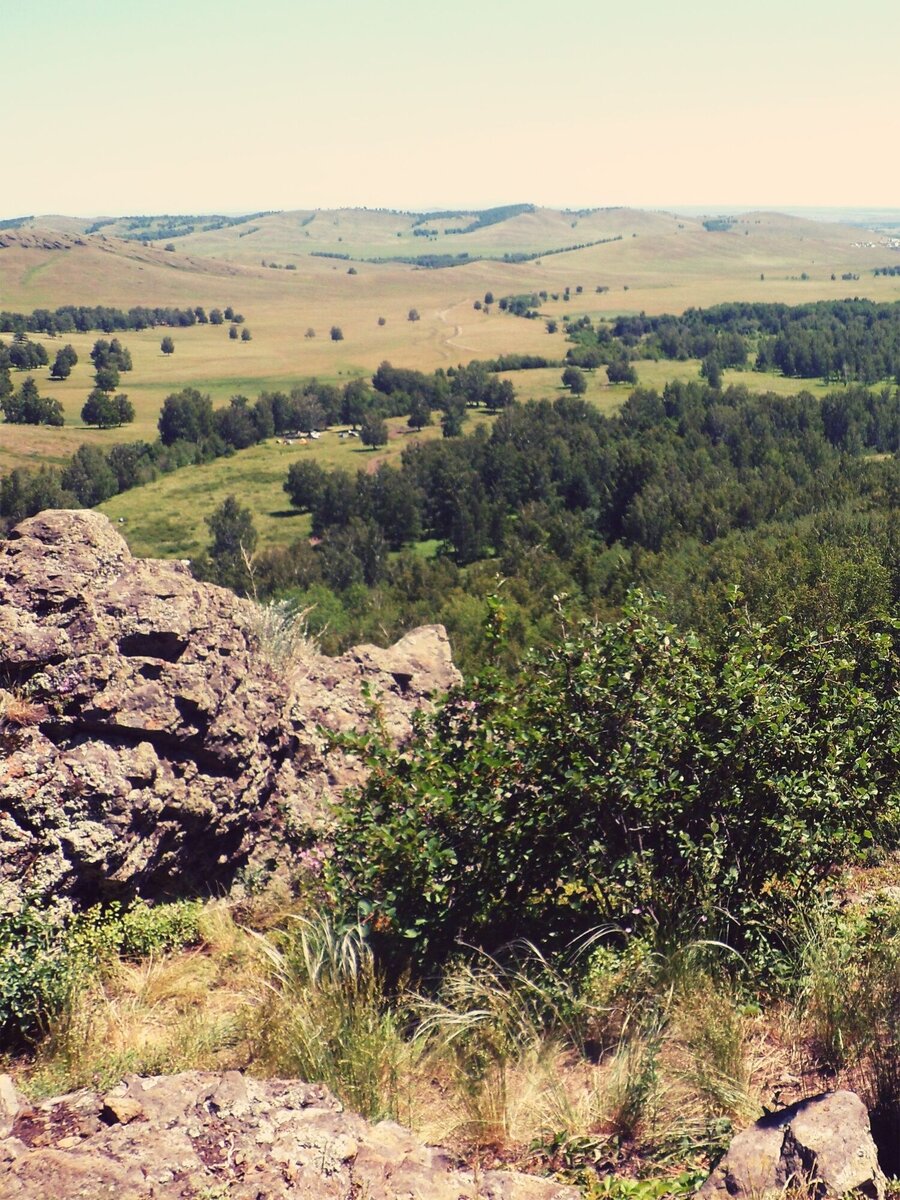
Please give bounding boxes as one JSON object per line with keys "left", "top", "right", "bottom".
{"left": 700, "top": 1090, "right": 886, "bottom": 1200}
{"left": 0, "top": 1070, "right": 576, "bottom": 1199}
{"left": 0, "top": 510, "right": 459, "bottom": 910}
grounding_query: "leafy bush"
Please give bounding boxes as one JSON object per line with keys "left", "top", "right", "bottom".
{"left": 0, "top": 901, "right": 203, "bottom": 1047}
{"left": 327, "top": 597, "right": 900, "bottom": 972}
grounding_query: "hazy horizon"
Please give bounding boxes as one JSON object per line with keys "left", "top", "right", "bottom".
{"left": 4, "top": 0, "right": 899, "bottom": 217}
{"left": 9, "top": 205, "right": 900, "bottom": 228}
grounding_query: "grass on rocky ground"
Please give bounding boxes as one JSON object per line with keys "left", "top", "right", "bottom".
{"left": 9, "top": 865, "right": 900, "bottom": 1190}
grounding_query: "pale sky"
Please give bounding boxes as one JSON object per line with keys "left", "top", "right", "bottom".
{"left": 3, "top": 0, "right": 899, "bottom": 217}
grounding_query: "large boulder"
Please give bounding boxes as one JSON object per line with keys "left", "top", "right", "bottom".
{"left": 701, "top": 1090, "right": 885, "bottom": 1200}
{"left": 0, "top": 1070, "right": 577, "bottom": 1200}
{"left": 0, "top": 510, "right": 460, "bottom": 910}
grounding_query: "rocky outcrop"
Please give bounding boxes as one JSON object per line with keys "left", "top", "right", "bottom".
{"left": 0, "top": 1070, "right": 576, "bottom": 1200}
{"left": 700, "top": 1091, "right": 885, "bottom": 1200}
{"left": 0, "top": 510, "right": 460, "bottom": 910}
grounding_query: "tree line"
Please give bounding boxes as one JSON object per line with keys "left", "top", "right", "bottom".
{"left": 0, "top": 302, "right": 245, "bottom": 336}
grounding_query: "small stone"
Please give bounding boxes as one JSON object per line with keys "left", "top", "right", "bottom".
{"left": 100, "top": 1096, "right": 144, "bottom": 1126}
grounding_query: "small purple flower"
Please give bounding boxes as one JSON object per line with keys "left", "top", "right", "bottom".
{"left": 298, "top": 846, "right": 325, "bottom": 877}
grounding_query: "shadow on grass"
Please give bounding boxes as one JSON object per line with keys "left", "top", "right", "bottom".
{"left": 269, "top": 509, "right": 305, "bottom": 520}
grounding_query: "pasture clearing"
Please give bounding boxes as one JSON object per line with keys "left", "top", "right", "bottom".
{"left": 99, "top": 412, "right": 495, "bottom": 559}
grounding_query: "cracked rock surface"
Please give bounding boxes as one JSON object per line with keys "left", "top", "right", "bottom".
{"left": 0, "top": 510, "right": 459, "bottom": 910}
{"left": 0, "top": 1070, "right": 577, "bottom": 1200}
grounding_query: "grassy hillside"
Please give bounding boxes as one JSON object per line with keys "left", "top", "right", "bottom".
{"left": 3, "top": 205, "right": 899, "bottom": 482}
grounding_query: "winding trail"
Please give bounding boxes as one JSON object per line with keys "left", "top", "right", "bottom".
{"left": 435, "top": 304, "right": 480, "bottom": 358}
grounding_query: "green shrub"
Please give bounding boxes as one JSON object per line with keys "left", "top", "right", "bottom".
{"left": 327, "top": 597, "right": 900, "bottom": 972}
{"left": 0, "top": 900, "right": 203, "bottom": 1048}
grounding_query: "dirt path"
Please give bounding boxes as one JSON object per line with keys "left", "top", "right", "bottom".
{"left": 436, "top": 304, "right": 479, "bottom": 357}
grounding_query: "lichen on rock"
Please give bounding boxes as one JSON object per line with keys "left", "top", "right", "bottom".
{"left": 0, "top": 510, "right": 460, "bottom": 911}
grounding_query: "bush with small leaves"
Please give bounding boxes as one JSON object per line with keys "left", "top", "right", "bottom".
{"left": 326, "top": 598, "right": 900, "bottom": 973}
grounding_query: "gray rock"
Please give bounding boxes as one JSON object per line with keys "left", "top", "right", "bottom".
{"left": 701, "top": 1090, "right": 885, "bottom": 1200}
{"left": 0, "top": 1070, "right": 577, "bottom": 1200}
{"left": 0, "top": 1077, "right": 20, "bottom": 1140}
{"left": 0, "top": 510, "right": 460, "bottom": 910}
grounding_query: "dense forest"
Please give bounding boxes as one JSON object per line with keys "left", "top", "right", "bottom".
{"left": 589, "top": 299, "right": 900, "bottom": 384}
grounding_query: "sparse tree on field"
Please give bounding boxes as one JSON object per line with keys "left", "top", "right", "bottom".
{"left": 305, "top": 327, "right": 316, "bottom": 339}
{"left": 284, "top": 460, "right": 328, "bottom": 512}
{"left": 116, "top": 394, "right": 135, "bottom": 425}
{"left": 701, "top": 354, "right": 723, "bottom": 389}
{"left": 330, "top": 326, "right": 344, "bottom": 341}
{"left": 606, "top": 359, "right": 638, "bottom": 385}
{"left": 562, "top": 365, "right": 587, "bottom": 395}
{"left": 408, "top": 308, "right": 420, "bottom": 322}
{"left": 241, "top": 327, "right": 252, "bottom": 342}
{"left": 377, "top": 316, "right": 386, "bottom": 326}
{"left": 407, "top": 395, "right": 433, "bottom": 432}
{"left": 360, "top": 414, "right": 388, "bottom": 449}
{"left": 161, "top": 335, "right": 175, "bottom": 355}
{"left": 94, "top": 364, "right": 120, "bottom": 393}
{"left": 50, "top": 345, "right": 78, "bottom": 380}
{"left": 229, "top": 325, "right": 239, "bottom": 340}
{"left": 210, "top": 308, "right": 224, "bottom": 325}
{"left": 82, "top": 388, "right": 117, "bottom": 427}
{"left": 196, "top": 495, "right": 258, "bottom": 595}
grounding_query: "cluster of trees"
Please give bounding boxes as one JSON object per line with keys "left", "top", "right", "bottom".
{"left": 4, "top": 335, "right": 48, "bottom": 371}
{"left": 591, "top": 299, "right": 900, "bottom": 385}
{"left": 50, "top": 345, "right": 78, "bottom": 379}
{"left": 0, "top": 303, "right": 244, "bottom": 336}
{"left": 81, "top": 392, "right": 134, "bottom": 428}
{"left": 80, "top": 338, "right": 134, "bottom": 428}
{"left": 1, "top": 378, "right": 64, "bottom": 426}
{"left": 253, "top": 380, "right": 900, "bottom": 668}
{"left": 90, "top": 337, "right": 132, "bottom": 379}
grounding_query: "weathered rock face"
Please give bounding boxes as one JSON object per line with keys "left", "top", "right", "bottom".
{"left": 0, "top": 1070, "right": 577, "bottom": 1200}
{"left": 700, "top": 1090, "right": 885, "bottom": 1200}
{"left": 0, "top": 510, "right": 460, "bottom": 910}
